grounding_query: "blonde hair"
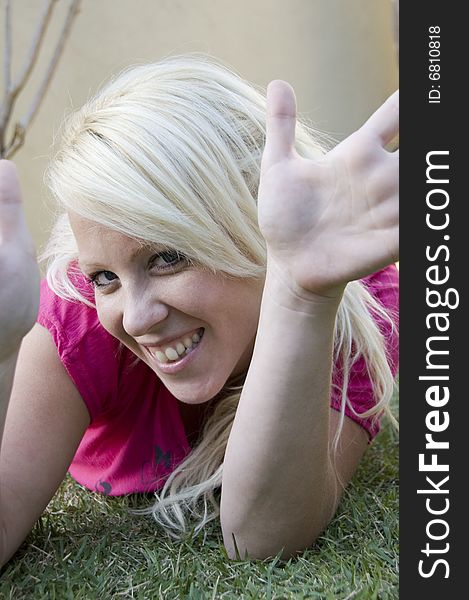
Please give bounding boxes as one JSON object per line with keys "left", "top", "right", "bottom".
{"left": 42, "top": 54, "right": 397, "bottom": 538}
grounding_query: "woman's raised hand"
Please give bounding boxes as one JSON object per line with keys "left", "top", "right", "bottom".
{"left": 257, "top": 81, "right": 399, "bottom": 300}
{"left": 0, "top": 161, "right": 40, "bottom": 361}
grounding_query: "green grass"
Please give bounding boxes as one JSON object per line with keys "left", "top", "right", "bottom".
{"left": 1, "top": 402, "right": 398, "bottom": 599}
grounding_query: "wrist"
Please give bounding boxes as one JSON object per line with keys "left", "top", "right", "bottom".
{"left": 264, "top": 262, "right": 343, "bottom": 316}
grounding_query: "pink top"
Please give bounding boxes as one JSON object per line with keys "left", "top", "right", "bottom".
{"left": 37, "top": 265, "right": 399, "bottom": 496}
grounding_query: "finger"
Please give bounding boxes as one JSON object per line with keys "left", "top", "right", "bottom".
{"left": 0, "top": 160, "right": 26, "bottom": 240}
{"left": 361, "top": 89, "right": 399, "bottom": 147}
{"left": 264, "top": 80, "right": 297, "bottom": 164}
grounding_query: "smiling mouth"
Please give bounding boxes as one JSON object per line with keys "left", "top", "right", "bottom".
{"left": 146, "top": 328, "right": 205, "bottom": 363}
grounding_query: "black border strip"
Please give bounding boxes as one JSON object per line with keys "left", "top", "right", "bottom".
{"left": 400, "top": 2, "right": 466, "bottom": 595}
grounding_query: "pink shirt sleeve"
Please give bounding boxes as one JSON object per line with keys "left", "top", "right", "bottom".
{"left": 37, "top": 278, "right": 122, "bottom": 421}
{"left": 330, "top": 265, "right": 399, "bottom": 441}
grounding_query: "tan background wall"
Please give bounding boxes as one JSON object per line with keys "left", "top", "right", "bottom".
{"left": 1, "top": 0, "right": 398, "bottom": 253}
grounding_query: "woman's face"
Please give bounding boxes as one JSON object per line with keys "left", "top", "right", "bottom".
{"left": 70, "top": 214, "right": 264, "bottom": 404}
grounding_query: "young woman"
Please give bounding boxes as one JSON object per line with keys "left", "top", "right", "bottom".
{"left": 0, "top": 55, "right": 398, "bottom": 565}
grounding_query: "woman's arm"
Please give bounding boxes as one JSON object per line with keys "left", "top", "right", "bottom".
{"left": 220, "top": 83, "right": 398, "bottom": 559}
{"left": 221, "top": 274, "right": 370, "bottom": 560}
{"left": 221, "top": 274, "right": 345, "bottom": 559}
{"left": 0, "top": 161, "right": 90, "bottom": 566}
{"left": 0, "top": 324, "right": 90, "bottom": 567}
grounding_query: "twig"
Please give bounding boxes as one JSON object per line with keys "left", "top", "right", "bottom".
{"left": 4, "top": 122, "right": 25, "bottom": 158}
{"left": 0, "top": 0, "right": 57, "bottom": 144}
{"left": 3, "top": 0, "right": 12, "bottom": 95}
{"left": 1, "top": 0, "right": 12, "bottom": 154}
{"left": 20, "top": 0, "right": 82, "bottom": 129}
{"left": 11, "top": 0, "right": 57, "bottom": 96}
{"left": 3, "top": 0, "right": 82, "bottom": 158}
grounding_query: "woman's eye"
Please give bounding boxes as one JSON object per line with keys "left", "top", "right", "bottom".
{"left": 90, "top": 270, "right": 118, "bottom": 288}
{"left": 87, "top": 251, "right": 186, "bottom": 288}
{"left": 151, "top": 250, "right": 186, "bottom": 270}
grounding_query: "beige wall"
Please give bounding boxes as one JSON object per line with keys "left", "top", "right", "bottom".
{"left": 1, "top": 0, "right": 398, "bottom": 253}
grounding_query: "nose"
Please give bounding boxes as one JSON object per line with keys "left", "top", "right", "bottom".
{"left": 122, "top": 285, "right": 169, "bottom": 338}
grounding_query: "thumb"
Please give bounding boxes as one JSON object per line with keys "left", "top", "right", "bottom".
{"left": 361, "top": 89, "right": 399, "bottom": 147}
{"left": 264, "top": 80, "right": 297, "bottom": 165}
{"left": 0, "top": 160, "right": 27, "bottom": 241}
{"left": 0, "top": 160, "right": 22, "bottom": 205}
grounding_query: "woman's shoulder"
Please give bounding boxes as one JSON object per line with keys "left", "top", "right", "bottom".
{"left": 361, "top": 264, "right": 399, "bottom": 310}
{"left": 362, "top": 263, "right": 399, "bottom": 288}
{"left": 37, "top": 276, "right": 114, "bottom": 353}
{"left": 361, "top": 264, "right": 399, "bottom": 376}
{"left": 37, "top": 276, "right": 126, "bottom": 420}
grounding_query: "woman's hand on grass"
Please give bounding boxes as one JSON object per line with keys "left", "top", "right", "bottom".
{"left": 0, "top": 160, "right": 40, "bottom": 361}
{"left": 257, "top": 82, "right": 399, "bottom": 300}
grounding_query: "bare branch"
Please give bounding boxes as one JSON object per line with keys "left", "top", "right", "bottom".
{"left": 1, "top": 0, "right": 13, "bottom": 154}
{"left": 2, "top": 0, "right": 82, "bottom": 159}
{"left": 19, "top": 0, "right": 82, "bottom": 133}
{"left": 4, "top": 123, "right": 25, "bottom": 159}
{"left": 12, "top": 0, "right": 57, "bottom": 95}
{"left": 3, "top": 0, "right": 12, "bottom": 95}
{"left": 0, "top": 0, "right": 57, "bottom": 152}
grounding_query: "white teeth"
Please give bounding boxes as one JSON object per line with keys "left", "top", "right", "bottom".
{"left": 150, "top": 329, "right": 204, "bottom": 363}
{"left": 165, "top": 347, "right": 179, "bottom": 361}
{"left": 183, "top": 337, "right": 193, "bottom": 349}
{"left": 155, "top": 350, "right": 168, "bottom": 363}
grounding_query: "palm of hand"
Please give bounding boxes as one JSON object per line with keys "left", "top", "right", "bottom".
{"left": 257, "top": 82, "right": 399, "bottom": 299}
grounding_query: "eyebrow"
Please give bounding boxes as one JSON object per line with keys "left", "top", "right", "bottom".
{"left": 78, "top": 244, "right": 158, "bottom": 272}
{"left": 78, "top": 260, "right": 108, "bottom": 273}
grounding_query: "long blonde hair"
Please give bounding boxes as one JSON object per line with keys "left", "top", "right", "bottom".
{"left": 42, "top": 54, "right": 397, "bottom": 538}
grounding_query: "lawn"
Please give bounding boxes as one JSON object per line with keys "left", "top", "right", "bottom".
{"left": 1, "top": 398, "right": 398, "bottom": 600}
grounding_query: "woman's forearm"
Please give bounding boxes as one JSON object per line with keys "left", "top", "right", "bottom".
{"left": 221, "top": 270, "right": 341, "bottom": 559}
{"left": 0, "top": 350, "right": 19, "bottom": 448}
{"left": 0, "top": 348, "right": 20, "bottom": 564}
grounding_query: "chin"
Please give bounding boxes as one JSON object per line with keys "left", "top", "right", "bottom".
{"left": 164, "top": 378, "right": 225, "bottom": 405}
